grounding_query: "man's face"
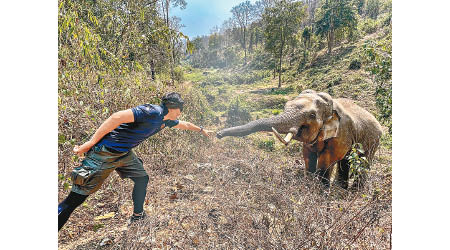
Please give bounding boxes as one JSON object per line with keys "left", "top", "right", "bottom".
{"left": 167, "top": 108, "right": 181, "bottom": 120}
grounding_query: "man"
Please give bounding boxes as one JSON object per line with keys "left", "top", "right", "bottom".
{"left": 58, "top": 92, "right": 213, "bottom": 231}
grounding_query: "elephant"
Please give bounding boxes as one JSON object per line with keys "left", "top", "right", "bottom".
{"left": 216, "top": 89, "right": 382, "bottom": 189}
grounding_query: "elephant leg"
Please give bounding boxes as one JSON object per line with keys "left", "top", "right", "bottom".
{"left": 336, "top": 157, "right": 350, "bottom": 189}
{"left": 317, "top": 140, "right": 348, "bottom": 188}
{"left": 302, "top": 146, "right": 317, "bottom": 174}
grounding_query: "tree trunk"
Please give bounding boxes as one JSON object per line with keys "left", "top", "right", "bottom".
{"left": 248, "top": 31, "right": 253, "bottom": 54}
{"left": 150, "top": 59, "right": 155, "bottom": 80}
{"left": 327, "top": 29, "right": 334, "bottom": 54}
{"left": 171, "top": 37, "right": 176, "bottom": 84}
{"left": 243, "top": 27, "right": 247, "bottom": 64}
{"left": 164, "top": 0, "right": 170, "bottom": 26}
{"left": 278, "top": 28, "right": 284, "bottom": 88}
{"left": 303, "top": 40, "right": 307, "bottom": 63}
{"left": 328, "top": 4, "right": 334, "bottom": 54}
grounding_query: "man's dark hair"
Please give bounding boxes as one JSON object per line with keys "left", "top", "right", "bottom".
{"left": 161, "top": 92, "right": 184, "bottom": 111}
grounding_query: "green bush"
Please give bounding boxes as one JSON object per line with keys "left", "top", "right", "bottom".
{"left": 348, "top": 58, "right": 362, "bottom": 70}
{"left": 382, "top": 13, "right": 392, "bottom": 27}
{"left": 172, "top": 66, "right": 185, "bottom": 83}
{"left": 380, "top": 133, "right": 392, "bottom": 149}
{"left": 361, "top": 39, "right": 392, "bottom": 133}
{"left": 360, "top": 19, "right": 378, "bottom": 35}
{"left": 367, "top": 0, "right": 380, "bottom": 20}
{"left": 248, "top": 48, "right": 276, "bottom": 70}
{"left": 346, "top": 143, "right": 370, "bottom": 188}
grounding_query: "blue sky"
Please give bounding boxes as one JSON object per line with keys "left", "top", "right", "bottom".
{"left": 170, "top": 0, "right": 256, "bottom": 38}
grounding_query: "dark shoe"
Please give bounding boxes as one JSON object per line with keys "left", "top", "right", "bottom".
{"left": 129, "top": 211, "right": 146, "bottom": 224}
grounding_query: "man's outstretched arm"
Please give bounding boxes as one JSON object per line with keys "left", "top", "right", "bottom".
{"left": 173, "top": 121, "right": 215, "bottom": 138}
{"left": 74, "top": 109, "right": 134, "bottom": 156}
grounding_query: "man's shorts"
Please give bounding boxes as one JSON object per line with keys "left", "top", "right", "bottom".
{"left": 71, "top": 145, "right": 148, "bottom": 195}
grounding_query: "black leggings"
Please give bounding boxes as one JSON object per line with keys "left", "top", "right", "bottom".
{"left": 58, "top": 191, "right": 88, "bottom": 231}
{"left": 130, "top": 175, "right": 149, "bottom": 214}
{"left": 58, "top": 175, "right": 149, "bottom": 231}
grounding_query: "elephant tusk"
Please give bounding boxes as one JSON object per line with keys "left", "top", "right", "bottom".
{"left": 271, "top": 127, "right": 292, "bottom": 146}
{"left": 284, "top": 132, "right": 294, "bottom": 144}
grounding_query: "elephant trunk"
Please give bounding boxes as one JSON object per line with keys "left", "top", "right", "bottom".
{"left": 217, "top": 111, "right": 301, "bottom": 139}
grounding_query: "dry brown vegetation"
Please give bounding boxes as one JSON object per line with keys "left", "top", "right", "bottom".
{"left": 58, "top": 68, "right": 391, "bottom": 249}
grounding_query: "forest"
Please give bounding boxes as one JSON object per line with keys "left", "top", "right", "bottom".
{"left": 58, "top": 0, "right": 392, "bottom": 249}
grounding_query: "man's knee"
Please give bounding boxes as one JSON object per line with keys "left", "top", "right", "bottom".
{"left": 60, "top": 192, "right": 88, "bottom": 210}
{"left": 131, "top": 175, "right": 149, "bottom": 185}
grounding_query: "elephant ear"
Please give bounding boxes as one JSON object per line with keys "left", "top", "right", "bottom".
{"left": 316, "top": 92, "right": 333, "bottom": 116}
{"left": 321, "top": 109, "right": 340, "bottom": 141}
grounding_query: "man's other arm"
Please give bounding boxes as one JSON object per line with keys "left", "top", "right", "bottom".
{"left": 74, "top": 109, "right": 134, "bottom": 156}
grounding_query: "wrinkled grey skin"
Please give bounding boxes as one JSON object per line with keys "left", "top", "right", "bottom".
{"left": 217, "top": 89, "right": 382, "bottom": 189}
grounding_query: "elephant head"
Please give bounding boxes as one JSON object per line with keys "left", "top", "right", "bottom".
{"left": 217, "top": 89, "right": 340, "bottom": 146}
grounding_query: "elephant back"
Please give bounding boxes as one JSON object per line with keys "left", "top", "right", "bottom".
{"left": 334, "top": 98, "right": 382, "bottom": 162}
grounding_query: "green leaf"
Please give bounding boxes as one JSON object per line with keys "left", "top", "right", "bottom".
{"left": 93, "top": 223, "right": 104, "bottom": 232}
{"left": 63, "top": 182, "right": 70, "bottom": 191}
{"left": 58, "top": 134, "right": 66, "bottom": 144}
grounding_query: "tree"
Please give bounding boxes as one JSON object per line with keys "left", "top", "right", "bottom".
{"left": 263, "top": 0, "right": 306, "bottom": 88}
{"left": 355, "top": 0, "right": 365, "bottom": 16}
{"left": 159, "top": 0, "right": 187, "bottom": 84}
{"left": 160, "top": 0, "right": 187, "bottom": 26}
{"left": 231, "top": 1, "right": 255, "bottom": 64}
{"left": 190, "top": 36, "right": 208, "bottom": 68}
{"left": 302, "top": 26, "right": 312, "bottom": 63}
{"left": 58, "top": 0, "right": 191, "bottom": 84}
{"left": 314, "top": 0, "right": 357, "bottom": 54}
{"left": 304, "top": 0, "right": 320, "bottom": 27}
{"left": 366, "top": 0, "right": 380, "bottom": 19}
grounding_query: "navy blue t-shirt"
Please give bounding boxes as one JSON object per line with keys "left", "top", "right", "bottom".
{"left": 96, "top": 104, "right": 179, "bottom": 152}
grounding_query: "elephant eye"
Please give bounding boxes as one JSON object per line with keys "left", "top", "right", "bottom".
{"left": 309, "top": 113, "right": 316, "bottom": 119}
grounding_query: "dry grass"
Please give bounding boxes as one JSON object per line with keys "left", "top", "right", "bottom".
{"left": 59, "top": 54, "right": 391, "bottom": 249}
{"left": 59, "top": 129, "right": 391, "bottom": 249}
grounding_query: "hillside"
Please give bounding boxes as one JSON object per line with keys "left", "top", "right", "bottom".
{"left": 58, "top": 24, "right": 392, "bottom": 249}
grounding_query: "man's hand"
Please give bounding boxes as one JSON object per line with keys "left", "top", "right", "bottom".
{"left": 201, "top": 129, "right": 215, "bottom": 138}
{"left": 73, "top": 141, "right": 95, "bottom": 157}
{"left": 173, "top": 121, "right": 215, "bottom": 138}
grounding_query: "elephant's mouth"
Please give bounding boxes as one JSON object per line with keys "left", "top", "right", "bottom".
{"left": 296, "top": 125, "right": 320, "bottom": 144}
{"left": 296, "top": 125, "right": 308, "bottom": 138}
